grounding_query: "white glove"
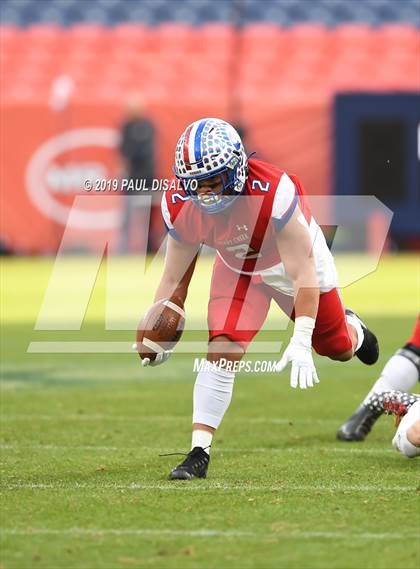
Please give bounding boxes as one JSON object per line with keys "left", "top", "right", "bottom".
{"left": 275, "top": 316, "right": 320, "bottom": 389}
{"left": 132, "top": 343, "right": 172, "bottom": 367}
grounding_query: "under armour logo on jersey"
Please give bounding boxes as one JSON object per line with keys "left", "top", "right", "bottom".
{"left": 236, "top": 224, "right": 248, "bottom": 231}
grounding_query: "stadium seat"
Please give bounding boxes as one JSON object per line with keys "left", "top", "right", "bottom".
{"left": 196, "top": 23, "right": 235, "bottom": 53}
{"left": 241, "top": 23, "right": 283, "bottom": 53}
{"left": 1, "top": 6, "right": 419, "bottom": 108}
{"left": 24, "top": 23, "right": 62, "bottom": 43}
{"left": 4, "top": 83, "right": 50, "bottom": 102}
{"left": 332, "top": 24, "right": 376, "bottom": 52}
{"left": 1, "top": 0, "right": 420, "bottom": 26}
{"left": 66, "top": 23, "right": 107, "bottom": 47}
{"left": 155, "top": 23, "right": 194, "bottom": 54}
{"left": 377, "top": 24, "right": 419, "bottom": 53}
{"left": 110, "top": 23, "right": 154, "bottom": 52}
{"left": 287, "top": 23, "right": 330, "bottom": 53}
{"left": 0, "top": 25, "right": 23, "bottom": 54}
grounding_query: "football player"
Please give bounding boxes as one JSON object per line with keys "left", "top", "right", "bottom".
{"left": 365, "top": 390, "right": 420, "bottom": 458}
{"left": 142, "top": 118, "right": 379, "bottom": 480}
{"left": 337, "top": 313, "right": 420, "bottom": 441}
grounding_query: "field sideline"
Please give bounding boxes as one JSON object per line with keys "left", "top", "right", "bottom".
{"left": 0, "top": 255, "right": 419, "bottom": 569}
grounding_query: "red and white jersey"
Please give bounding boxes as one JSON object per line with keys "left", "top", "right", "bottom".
{"left": 161, "top": 158, "right": 337, "bottom": 294}
{"left": 408, "top": 314, "right": 420, "bottom": 349}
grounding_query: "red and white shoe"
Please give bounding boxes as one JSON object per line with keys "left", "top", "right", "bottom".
{"left": 366, "top": 390, "right": 420, "bottom": 426}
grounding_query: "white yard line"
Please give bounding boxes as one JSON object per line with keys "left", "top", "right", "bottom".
{"left": 295, "top": 531, "right": 418, "bottom": 540}
{"left": 0, "top": 414, "right": 351, "bottom": 425}
{"left": 0, "top": 414, "right": 175, "bottom": 422}
{"left": 0, "top": 443, "right": 394, "bottom": 455}
{"left": 0, "top": 528, "right": 251, "bottom": 538}
{"left": 0, "top": 527, "right": 416, "bottom": 540}
{"left": 2, "top": 482, "right": 413, "bottom": 492}
{"left": 229, "top": 447, "right": 395, "bottom": 454}
{"left": 0, "top": 444, "right": 124, "bottom": 451}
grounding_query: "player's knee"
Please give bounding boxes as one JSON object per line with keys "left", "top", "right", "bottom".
{"left": 392, "top": 425, "right": 420, "bottom": 458}
{"left": 407, "top": 420, "right": 420, "bottom": 446}
{"left": 312, "top": 334, "right": 353, "bottom": 360}
{"left": 207, "top": 335, "right": 245, "bottom": 365}
{"left": 329, "top": 349, "right": 354, "bottom": 362}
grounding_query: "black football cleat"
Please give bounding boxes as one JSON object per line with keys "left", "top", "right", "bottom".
{"left": 336, "top": 404, "right": 382, "bottom": 441}
{"left": 169, "top": 447, "right": 210, "bottom": 480}
{"left": 345, "top": 309, "right": 379, "bottom": 365}
{"left": 366, "top": 390, "right": 420, "bottom": 425}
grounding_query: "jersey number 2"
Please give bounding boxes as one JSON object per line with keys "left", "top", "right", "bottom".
{"left": 251, "top": 180, "right": 270, "bottom": 192}
{"left": 171, "top": 193, "right": 189, "bottom": 204}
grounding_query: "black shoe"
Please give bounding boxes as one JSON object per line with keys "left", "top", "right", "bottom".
{"left": 345, "top": 309, "right": 379, "bottom": 365}
{"left": 336, "top": 404, "right": 382, "bottom": 441}
{"left": 169, "top": 447, "right": 210, "bottom": 480}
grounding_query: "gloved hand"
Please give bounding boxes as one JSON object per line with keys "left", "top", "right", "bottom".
{"left": 275, "top": 316, "right": 319, "bottom": 389}
{"left": 132, "top": 343, "right": 173, "bottom": 367}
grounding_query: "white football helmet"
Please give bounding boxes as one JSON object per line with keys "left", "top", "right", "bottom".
{"left": 174, "top": 118, "right": 248, "bottom": 214}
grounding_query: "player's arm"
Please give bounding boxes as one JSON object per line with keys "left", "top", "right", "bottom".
{"left": 157, "top": 190, "right": 200, "bottom": 303}
{"left": 154, "top": 235, "right": 200, "bottom": 304}
{"left": 274, "top": 203, "right": 320, "bottom": 389}
{"left": 275, "top": 205, "right": 319, "bottom": 319}
{"left": 138, "top": 236, "right": 199, "bottom": 368}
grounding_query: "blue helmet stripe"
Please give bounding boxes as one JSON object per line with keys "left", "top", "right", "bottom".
{"left": 194, "top": 119, "right": 207, "bottom": 167}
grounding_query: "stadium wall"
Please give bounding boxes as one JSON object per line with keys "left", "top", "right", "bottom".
{"left": 0, "top": 99, "right": 330, "bottom": 253}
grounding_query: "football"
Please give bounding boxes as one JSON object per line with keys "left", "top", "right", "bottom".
{"left": 136, "top": 296, "right": 186, "bottom": 362}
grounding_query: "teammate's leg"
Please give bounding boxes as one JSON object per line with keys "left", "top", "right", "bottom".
{"left": 337, "top": 315, "right": 420, "bottom": 441}
{"left": 392, "top": 401, "right": 420, "bottom": 458}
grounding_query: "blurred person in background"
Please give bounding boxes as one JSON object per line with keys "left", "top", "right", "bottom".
{"left": 118, "top": 93, "right": 155, "bottom": 254}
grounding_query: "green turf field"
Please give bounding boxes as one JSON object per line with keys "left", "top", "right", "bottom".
{"left": 1, "top": 255, "right": 419, "bottom": 569}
